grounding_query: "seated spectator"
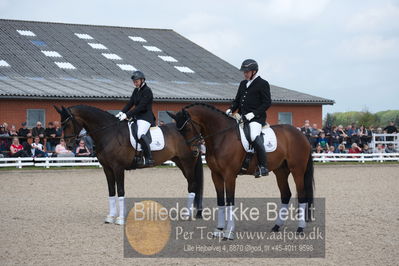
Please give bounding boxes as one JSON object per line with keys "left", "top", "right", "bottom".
{"left": 45, "top": 122, "right": 58, "bottom": 152}
{"left": 327, "top": 146, "right": 335, "bottom": 154}
{"left": 374, "top": 144, "right": 385, "bottom": 153}
{"left": 357, "top": 125, "right": 368, "bottom": 146}
{"left": 375, "top": 128, "right": 384, "bottom": 142}
{"left": 362, "top": 144, "right": 372, "bottom": 154}
{"left": 8, "top": 125, "right": 18, "bottom": 136}
{"left": 317, "top": 132, "right": 329, "bottom": 151}
{"left": 31, "top": 136, "right": 48, "bottom": 157}
{"left": 348, "top": 143, "right": 362, "bottom": 154}
{"left": 54, "top": 121, "right": 62, "bottom": 137}
{"left": 385, "top": 144, "right": 398, "bottom": 153}
{"left": 330, "top": 126, "right": 340, "bottom": 148}
{"left": 335, "top": 144, "right": 347, "bottom": 153}
{"left": 55, "top": 139, "right": 75, "bottom": 157}
{"left": 300, "top": 120, "right": 312, "bottom": 143}
{"left": 315, "top": 144, "right": 324, "bottom": 154}
{"left": 32, "top": 121, "right": 45, "bottom": 139}
{"left": 307, "top": 123, "right": 319, "bottom": 148}
{"left": 78, "top": 128, "right": 94, "bottom": 154}
{"left": 383, "top": 121, "right": 398, "bottom": 141}
{"left": 337, "top": 125, "right": 349, "bottom": 147}
{"left": 2, "top": 122, "right": 9, "bottom": 135}
{"left": 10, "top": 137, "right": 29, "bottom": 157}
{"left": 75, "top": 140, "right": 91, "bottom": 157}
{"left": 0, "top": 124, "right": 9, "bottom": 137}
{"left": 18, "top": 122, "right": 32, "bottom": 143}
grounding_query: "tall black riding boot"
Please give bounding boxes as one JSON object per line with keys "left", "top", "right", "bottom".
{"left": 139, "top": 135, "right": 154, "bottom": 167}
{"left": 253, "top": 135, "right": 269, "bottom": 178}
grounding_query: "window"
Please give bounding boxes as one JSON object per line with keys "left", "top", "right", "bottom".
{"left": 27, "top": 109, "right": 45, "bottom": 128}
{"left": 129, "top": 36, "right": 147, "bottom": 42}
{"left": 158, "top": 111, "right": 174, "bottom": 125}
{"left": 143, "top": 45, "right": 162, "bottom": 52}
{"left": 41, "top": 51, "right": 62, "bottom": 57}
{"left": 102, "top": 53, "right": 122, "bottom": 60}
{"left": 31, "top": 40, "right": 47, "bottom": 47}
{"left": 278, "top": 112, "right": 292, "bottom": 125}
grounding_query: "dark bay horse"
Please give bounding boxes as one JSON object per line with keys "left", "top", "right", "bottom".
{"left": 55, "top": 105, "right": 203, "bottom": 225}
{"left": 168, "top": 103, "right": 314, "bottom": 239}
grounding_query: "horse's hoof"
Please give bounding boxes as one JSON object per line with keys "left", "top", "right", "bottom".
{"left": 296, "top": 227, "right": 305, "bottom": 234}
{"left": 195, "top": 210, "right": 203, "bottom": 219}
{"left": 115, "top": 216, "right": 125, "bottom": 225}
{"left": 223, "top": 230, "right": 235, "bottom": 240}
{"left": 212, "top": 228, "right": 224, "bottom": 238}
{"left": 104, "top": 215, "right": 115, "bottom": 224}
{"left": 271, "top": 224, "right": 280, "bottom": 232}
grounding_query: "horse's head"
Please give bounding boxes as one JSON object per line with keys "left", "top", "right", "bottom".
{"left": 54, "top": 105, "right": 82, "bottom": 148}
{"left": 167, "top": 109, "right": 203, "bottom": 156}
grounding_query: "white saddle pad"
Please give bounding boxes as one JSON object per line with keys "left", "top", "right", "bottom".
{"left": 239, "top": 125, "right": 277, "bottom": 153}
{"left": 128, "top": 122, "right": 165, "bottom": 151}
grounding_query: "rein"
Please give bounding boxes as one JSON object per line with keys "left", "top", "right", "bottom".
{"left": 61, "top": 113, "right": 119, "bottom": 141}
{"left": 180, "top": 117, "right": 239, "bottom": 146}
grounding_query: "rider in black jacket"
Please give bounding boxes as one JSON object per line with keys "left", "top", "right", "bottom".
{"left": 226, "top": 59, "right": 272, "bottom": 177}
{"left": 116, "top": 71, "right": 156, "bottom": 166}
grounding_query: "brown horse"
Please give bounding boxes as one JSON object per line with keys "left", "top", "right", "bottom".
{"left": 168, "top": 103, "right": 314, "bottom": 239}
{"left": 55, "top": 105, "right": 203, "bottom": 225}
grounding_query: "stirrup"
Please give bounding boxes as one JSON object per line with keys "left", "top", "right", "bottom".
{"left": 255, "top": 166, "right": 269, "bottom": 178}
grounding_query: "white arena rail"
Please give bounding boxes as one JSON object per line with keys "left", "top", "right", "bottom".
{"left": 312, "top": 153, "right": 399, "bottom": 163}
{"left": 34, "top": 157, "right": 102, "bottom": 168}
{"left": 0, "top": 154, "right": 398, "bottom": 168}
{"left": 0, "top": 157, "right": 35, "bottom": 168}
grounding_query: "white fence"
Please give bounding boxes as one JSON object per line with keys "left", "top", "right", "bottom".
{"left": 1, "top": 153, "right": 398, "bottom": 169}
{"left": 312, "top": 153, "right": 399, "bottom": 163}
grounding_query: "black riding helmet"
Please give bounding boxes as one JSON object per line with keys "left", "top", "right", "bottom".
{"left": 240, "top": 59, "right": 258, "bottom": 72}
{"left": 131, "top": 70, "right": 145, "bottom": 81}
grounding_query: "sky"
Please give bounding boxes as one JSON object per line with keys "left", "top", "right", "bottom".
{"left": 1, "top": 0, "right": 398, "bottom": 116}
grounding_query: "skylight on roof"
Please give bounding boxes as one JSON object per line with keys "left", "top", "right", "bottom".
{"left": 41, "top": 51, "right": 62, "bottom": 58}
{"left": 158, "top": 55, "right": 178, "bottom": 62}
{"left": 129, "top": 36, "right": 147, "bottom": 42}
{"left": 0, "top": 60, "right": 10, "bottom": 67}
{"left": 174, "top": 66, "right": 195, "bottom": 73}
{"left": 88, "top": 43, "right": 108, "bottom": 49}
{"left": 117, "top": 64, "right": 136, "bottom": 71}
{"left": 17, "top": 30, "right": 36, "bottom": 36}
{"left": 31, "top": 40, "right": 47, "bottom": 47}
{"left": 143, "top": 45, "right": 162, "bottom": 52}
{"left": 55, "top": 62, "right": 76, "bottom": 70}
{"left": 102, "top": 53, "right": 122, "bottom": 60}
{"left": 74, "top": 33, "right": 94, "bottom": 40}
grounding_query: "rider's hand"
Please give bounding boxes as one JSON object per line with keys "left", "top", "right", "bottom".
{"left": 115, "top": 111, "right": 123, "bottom": 118}
{"left": 245, "top": 112, "right": 255, "bottom": 121}
{"left": 225, "top": 109, "right": 232, "bottom": 116}
{"left": 119, "top": 113, "right": 127, "bottom": 121}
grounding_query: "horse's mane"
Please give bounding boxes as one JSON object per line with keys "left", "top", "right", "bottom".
{"left": 183, "top": 103, "right": 236, "bottom": 121}
{"left": 70, "top": 105, "right": 115, "bottom": 121}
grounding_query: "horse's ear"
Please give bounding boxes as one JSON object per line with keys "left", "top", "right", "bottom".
{"left": 166, "top": 111, "right": 177, "bottom": 121}
{"left": 54, "top": 105, "right": 62, "bottom": 114}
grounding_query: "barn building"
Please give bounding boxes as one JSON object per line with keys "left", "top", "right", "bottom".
{"left": 0, "top": 19, "right": 334, "bottom": 129}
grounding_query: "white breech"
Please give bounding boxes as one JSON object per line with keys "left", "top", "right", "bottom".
{"left": 137, "top": 120, "right": 151, "bottom": 139}
{"left": 249, "top": 121, "right": 262, "bottom": 142}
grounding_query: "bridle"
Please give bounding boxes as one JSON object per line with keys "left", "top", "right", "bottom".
{"left": 177, "top": 111, "right": 238, "bottom": 151}
{"left": 61, "top": 109, "right": 119, "bottom": 142}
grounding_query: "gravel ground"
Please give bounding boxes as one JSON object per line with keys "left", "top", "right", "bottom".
{"left": 0, "top": 164, "right": 398, "bottom": 265}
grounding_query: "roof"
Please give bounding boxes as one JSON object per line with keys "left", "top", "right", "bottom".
{"left": 0, "top": 19, "right": 334, "bottom": 105}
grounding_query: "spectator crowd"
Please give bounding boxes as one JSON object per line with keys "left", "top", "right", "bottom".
{"left": 0, "top": 121, "right": 94, "bottom": 158}
{"left": 300, "top": 120, "right": 398, "bottom": 154}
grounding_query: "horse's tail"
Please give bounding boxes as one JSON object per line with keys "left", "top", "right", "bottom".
{"left": 193, "top": 155, "right": 204, "bottom": 214}
{"left": 304, "top": 149, "right": 315, "bottom": 221}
